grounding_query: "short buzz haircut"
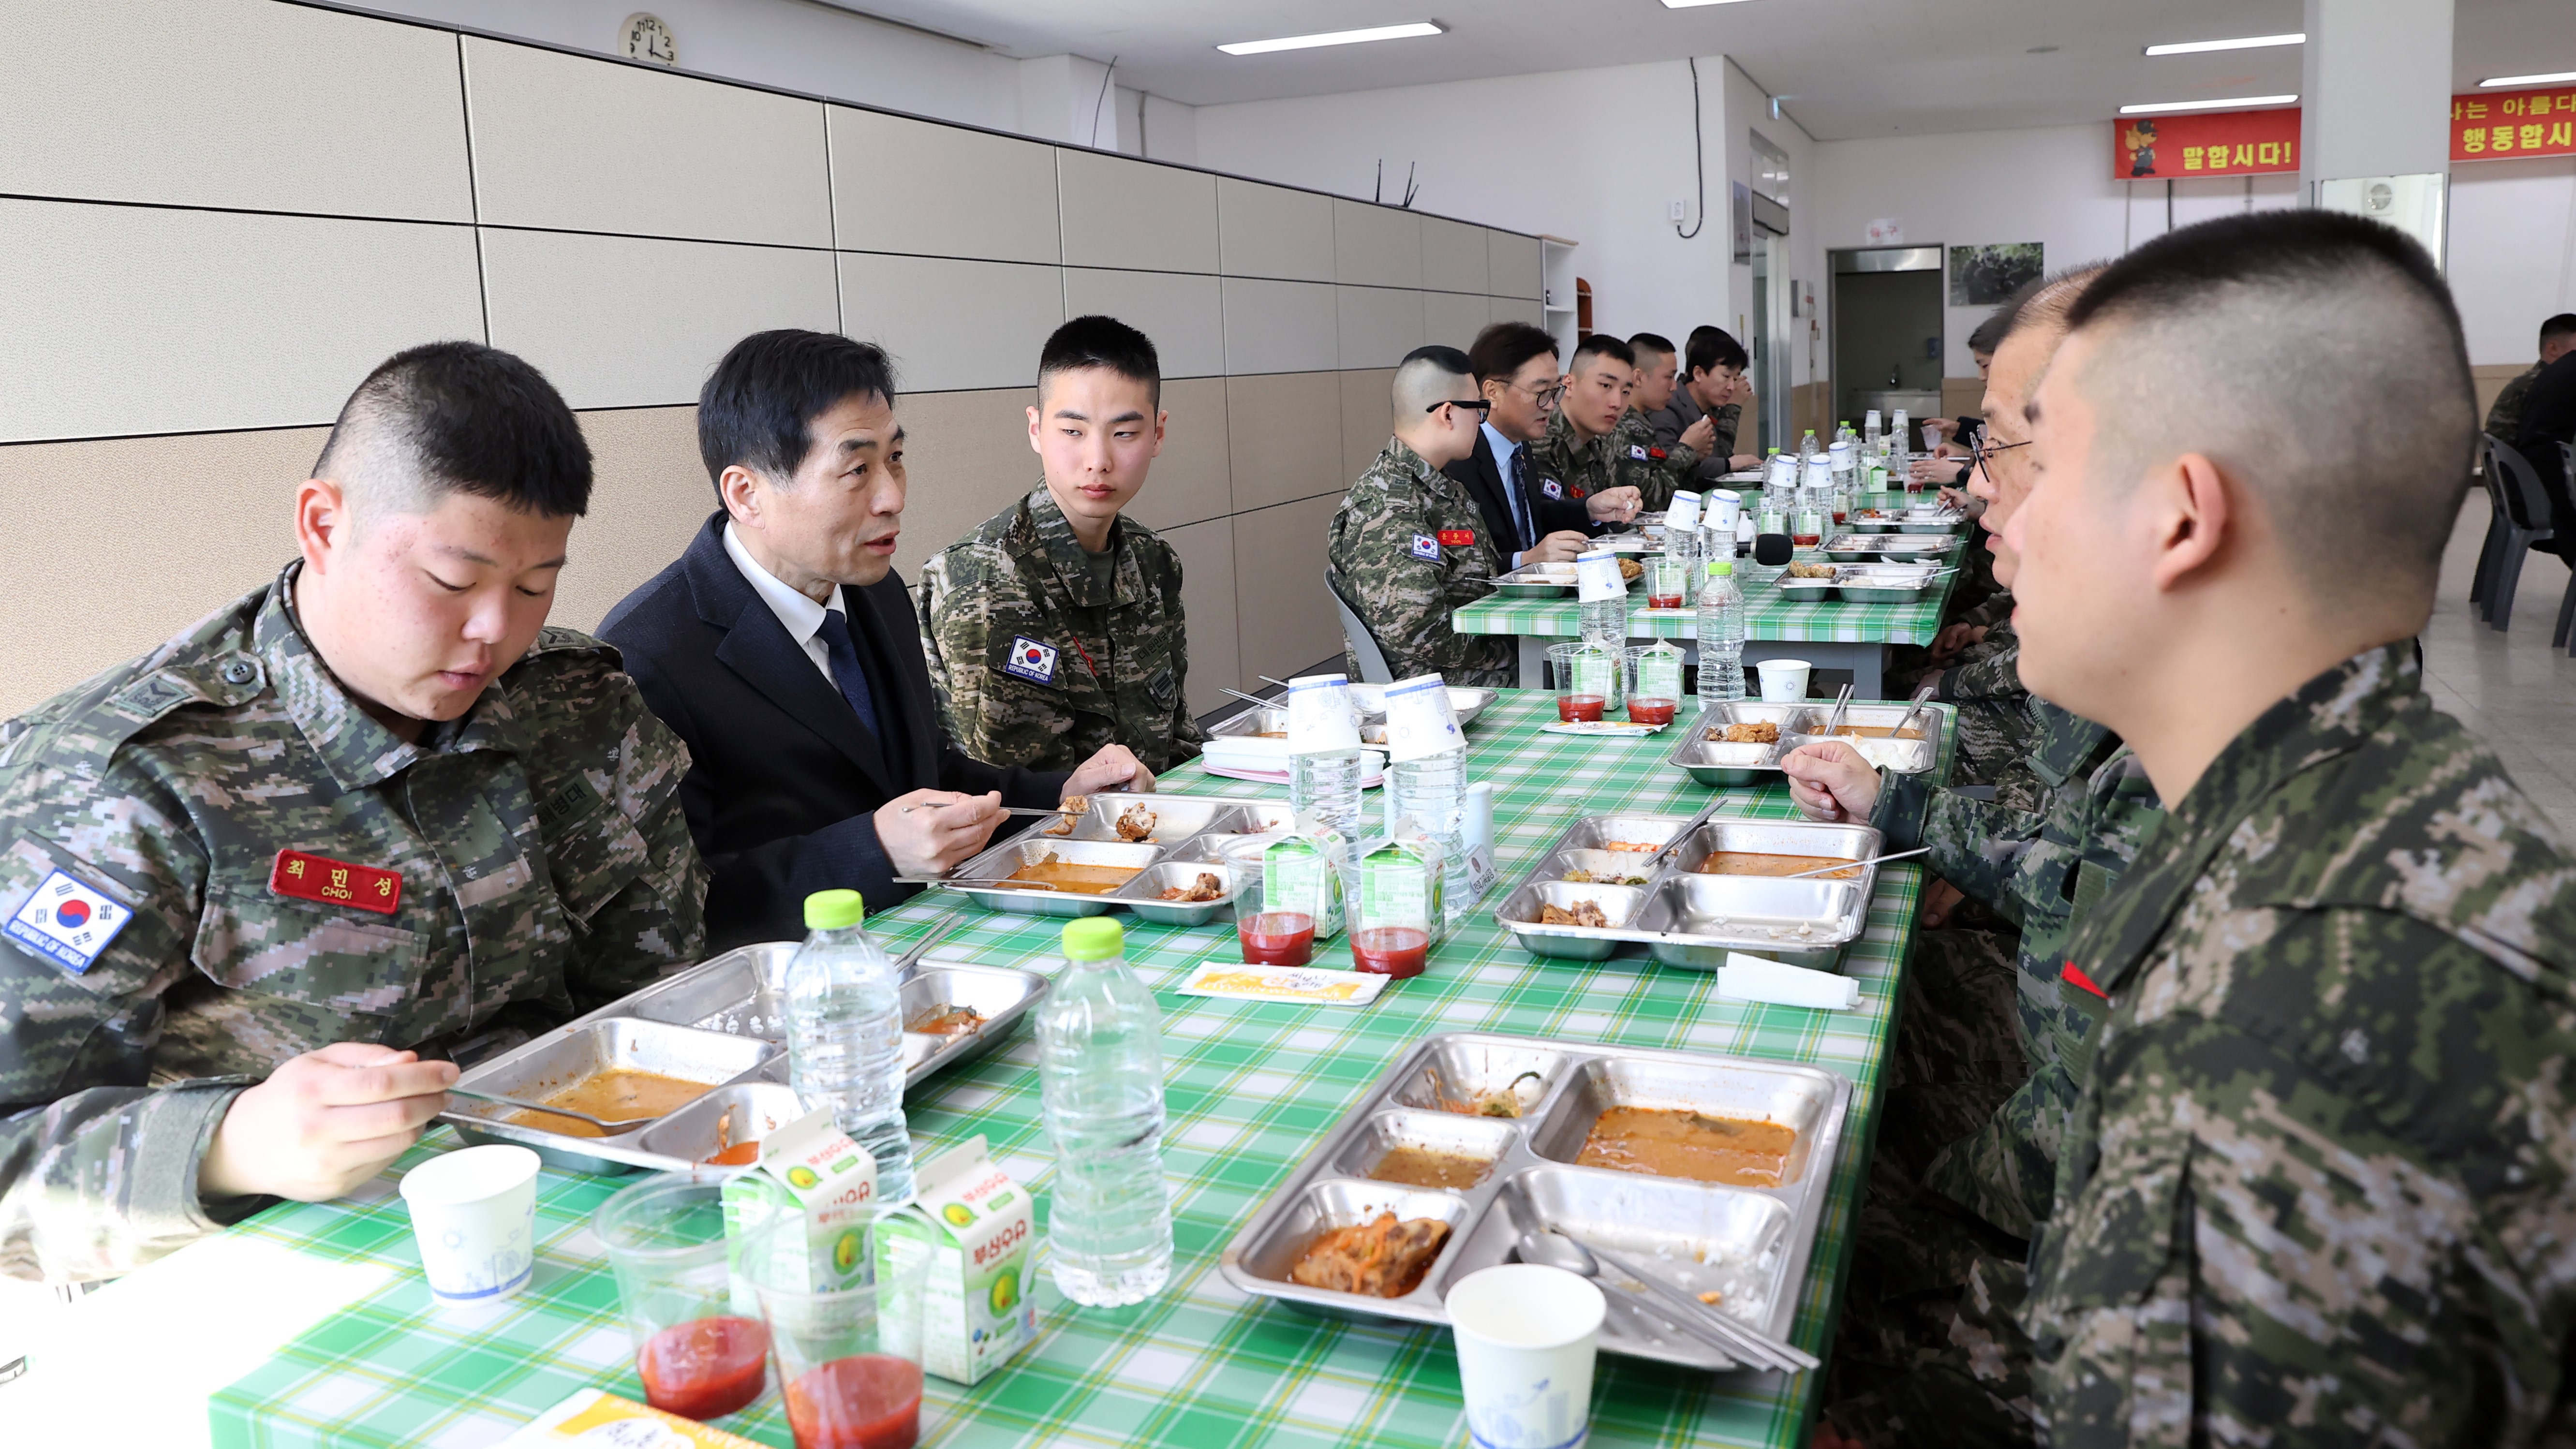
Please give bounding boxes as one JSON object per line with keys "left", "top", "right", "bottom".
{"left": 1966, "top": 309, "right": 2011, "bottom": 358}
{"left": 2058, "top": 209, "right": 2475, "bottom": 606}
{"left": 1467, "top": 322, "right": 1560, "bottom": 384}
{"left": 311, "top": 341, "right": 592, "bottom": 519}
{"left": 1628, "top": 332, "right": 1677, "bottom": 364}
{"left": 1571, "top": 333, "right": 1636, "bottom": 370}
{"left": 1685, "top": 328, "right": 1749, "bottom": 378}
{"left": 1993, "top": 263, "right": 2109, "bottom": 349}
{"left": 1393, "top": 344, "right": 1476, "bottom": 415}
{"left": 1039, "top": 314, "right": 1161, "bottom": 409}
{"left": 2542, "top": 313, "right": 2576, "bottom": 347}
{"left": 697, "top": 330, "right": 898, "bottom": 501}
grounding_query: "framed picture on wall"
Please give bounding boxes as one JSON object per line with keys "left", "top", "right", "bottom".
{"left": 1948, "top": 243, "right": 2044, "bottom": 305}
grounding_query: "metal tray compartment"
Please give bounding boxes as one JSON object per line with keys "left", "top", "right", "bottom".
{"left": 1494, "top": 881, "right": 1650, "bottom": 961}
{"left": 626, "top": 942, "right": 793, "bottom": 1038}
{"left": 1438, "top": 1167, "right": 1796, "bottom": 1360}
{"left": 447, "top": 1018, "right": 775, "bottom": 1170}
{"left": 1667, "top": 819, "right": 1880, "bottom": 878}
{"left": 1631, "top": 874, "right": 1868, "bottom": 970}
{"left": 1554, "top": 848, "right": 1661, "bottom": 886}
{"left": 1113, "top": 860, "right": 1238, "bottom": 927}
{"left": 895, "top": 963, "right": 1050, "bottom": 1076}
{"left": 1229, "top": 1179, "right": 1479, "bottom": 1322}
{"left": 1525, "top": 1053, "right": 1845, "bottom": 1190}
{"left": 1668, "top": 699, "right": 1809, "bottom": 785}
{"left": 944, "top": 836, "right": 1164, "bottom": 917}
{"left": 1328, "top": 1108, "right": 1521, "bottom": 1190}
{"left": 1488, "top": 562, "right": 1580, "bottom": 597}
{"left": 1206, "top": 706, "right": 1288, "bottom": 739}
{"left": 1217, "top": 1032, "right": 1853, "bottom": 1371}
{"left": 1557, "top": 813, "right": 1696, "bottom": 854}
{"left": 1036, "top": 792, "right": 1234, "bottom": 845}
{"left": 634, "top": 1080, "right": 810, "bottom": 1166}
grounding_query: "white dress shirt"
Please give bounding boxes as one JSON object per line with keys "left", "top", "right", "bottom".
{"left": 723, "top": 519, "right": 847, "bottom": 687}
{"left": 1482, "top": 420, "right": 1536, "bottom": 569}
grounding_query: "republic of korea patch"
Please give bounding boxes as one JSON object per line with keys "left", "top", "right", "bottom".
{"left": 1409, "top": 533, "right": 1441, "bottom": 560}
{"left": 1628, "top": 444, "right": 1649, "bottom": 461}
{"left": 6, "top": 868, "right": 134, "bottom": 976}
{"left": 1541, "top": 479, "right": 1564, "bottom": 500}
{"left": 1003, "top": 636, "right": 1060, "bottom": 685}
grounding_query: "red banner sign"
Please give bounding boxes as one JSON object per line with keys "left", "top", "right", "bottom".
{"left": 2453, "top": 88, "right": 2576, "bottom": 161}
{"left": 2114, "top": 108, "right": 2301, "bottom": 180}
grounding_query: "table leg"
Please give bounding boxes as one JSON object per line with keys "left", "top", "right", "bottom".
{"left": 1519, "top": 635, "right": 1549, "bottom": 690}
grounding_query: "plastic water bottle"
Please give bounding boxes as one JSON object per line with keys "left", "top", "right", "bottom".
{"left": 1577, "top": 552, "right": 1626, "bottom": 648}
{"left": 783, "top": 889, "right": 914, "bottom": 1204}
{"left": 1287, "top": 675, "right": 1365, "bottom": 840}
{"left": 1388, "top": 751, "right": 1472, "bottom": 926}
{"left": 1696, "top": 558, "right": 1747, "bottom": 703}
{"left": 1863, "top": 410, "right": 1883, "bottom": 460}
{"left": 1037, "top": 917, "right": 1171, "bottom": 1307}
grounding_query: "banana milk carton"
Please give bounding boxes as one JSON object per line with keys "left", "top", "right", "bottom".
{"left": 882, "top": 1136, "right": 1037, "bottom": 1385}
{"left": 721, "top": 1106, "right": 877, "bottom": 1297}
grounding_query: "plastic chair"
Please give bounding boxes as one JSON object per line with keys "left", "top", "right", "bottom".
{"left": 2480, "top": 436, "right": 2558, "bottom": 632}
{"left": 1326, "top": 574, "right": 1397, "bottom": 683}
{"left": 2469, "top": 434, "right": 2515, "bottom": 620}
{"left": 2558, "top": 441, "right": 2576, "bottom": 655}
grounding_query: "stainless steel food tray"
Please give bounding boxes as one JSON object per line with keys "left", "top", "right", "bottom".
{"left": 442, "top": 940, "right": 1048, "bottom": 1173}
{"left": 1819, "top": 533, "right": 1960, "bottom": 562}
{"left": 932, "top": 792, "right": 1287, "bottom": 919}
{"left": 1492, "top": 812, "right": 1881, "bottom": 971}
{"left": 1488, "top": 563, "right": 1581, "bottom": 597}
{"left": 1665, "top": 703, "right": 1937, "bottom": 786}
{"left": 1218, "top": 1031, "right": 1852, "bottom": 1373}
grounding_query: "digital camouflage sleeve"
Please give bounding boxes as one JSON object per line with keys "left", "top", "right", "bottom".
{"left": 0, "top": 576, "right": 705, "bottom": 1281}
{"left": 1608, "top": 410, "right": 1698, "bottom": 512}
{"left": 2029, "top": 643, "right": 2576, "bottom": 1448}
{"left": 918, "top": 486, "right": 1204, "bottom": 775}
{"left": 1325, "top": 439, "right": 1518, "bottom": 688}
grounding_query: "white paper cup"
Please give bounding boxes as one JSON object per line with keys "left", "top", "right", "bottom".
{"left": 1446, "top": 1264, "right": 1606, "bottom": 1449}
{"left": 1759, "top": 659, "right": 1813, "bottom": 702}
{"left": 399, "top": 1144, "right": 540, "bottom": 1306}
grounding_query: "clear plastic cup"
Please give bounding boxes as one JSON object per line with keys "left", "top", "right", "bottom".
{"left": 1234, "top": 876, "right": 1316, "bottom": 966}
{"left": 740, "top": 1213, "right": 931, "bottom": 1449}
{"left": 1546, "top": 642, "right": 1622, "bottom": 722}
{"left": 1623, "top": 644, "right": 1685, "bottom": 727}
{"left": 594, "top": 1175, "right": 772, "bottom": 1421}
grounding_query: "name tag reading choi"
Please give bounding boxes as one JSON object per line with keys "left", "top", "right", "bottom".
{"left": 6, "top": 868, "right": 134, "bottom": 975}
{"left": 271, "top": 849, "right": 403, "bottom": 915}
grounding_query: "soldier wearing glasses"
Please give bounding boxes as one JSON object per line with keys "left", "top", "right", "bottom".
{"left": 1326, "top": 347, "right": 1519, "bottom": 686}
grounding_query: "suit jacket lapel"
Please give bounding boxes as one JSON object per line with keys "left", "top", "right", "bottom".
{"left": 1449, "top": 434, "right": 1522, "bottom": 556}
{"left": 684, "top": 516, "right": 898, "bottom": 797}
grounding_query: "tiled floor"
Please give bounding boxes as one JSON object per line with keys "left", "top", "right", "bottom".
{"left": 2427, "top": 491, "right": 2576, "bottom": 838}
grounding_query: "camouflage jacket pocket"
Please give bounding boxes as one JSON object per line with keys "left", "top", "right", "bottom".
{"left": 537, "top": 790, "right": 652, "bottom": 930}
{"left": 191, "top": 886, "right": 420, "bottom": 1021}
{"left": 2028, "top": 1138, "right": 2194, "bottom": 1446}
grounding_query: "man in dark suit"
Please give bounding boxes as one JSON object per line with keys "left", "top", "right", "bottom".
{"left": 1444, "top": 322, "right": 1637, "bottom": 569}
{"left": 600, "top": 330, "right": 1151, "bottom": 950}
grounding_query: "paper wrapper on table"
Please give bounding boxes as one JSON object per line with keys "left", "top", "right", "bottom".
{"left": 1715, "top": 952, "right": 1860, "bottom": 1010}
{"left": 881, "top": 1136, "right": 1037, "bottom": 1386}
{"left": 723, "top": 1106, "right": 877, "bottom": 1306}
{"left": 501, "top": 1389, "right": 769, "bottom": 1448}
{"left": 1379, "top": 673, "right": 1465, "bottom": 765}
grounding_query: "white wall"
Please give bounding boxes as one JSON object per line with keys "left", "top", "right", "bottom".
{"left": 2450, "top": 155, "right": 2576, "bottom": 365}
{"left": 1723, "top": 60, "right": 1825, "bottom": 423}
{"left": 1193, "top": 56, "right": 1740, "bottom": 351}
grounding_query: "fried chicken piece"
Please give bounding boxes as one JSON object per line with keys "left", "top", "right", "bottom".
{"left": 1786, "top": 561, "right": 1837, "bottom": 578}
{"left": 1616, "top": 556, "right": 1645, "bottom": 582}
{"left": 907, "top": 1005, "right": 985, "bottom": 1037}
{"left": 1158, "top": 872, "right": 1224, "bottom": 902}
{"left": 1538, "top": 900, "right": 1610, "bottom": 929}
{"left": 1290, "top": 1212, "right": 1452, "bottom": 1298}
{"left": 1115, "top": 802, "right": 1157, "bottom": 842}
{"left": 1044, "top": 796, "right": 1087, "bottom": 836}
{"left": 1719, "top": 721, "right": 1780, "bottom": 744}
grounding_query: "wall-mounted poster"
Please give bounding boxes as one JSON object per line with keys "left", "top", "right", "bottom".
{"left": 2113, "top": 108, "right": 2299, "bottom": 179}
{"left": 1949, "top": 243, "right": 2043, "bottom": 306}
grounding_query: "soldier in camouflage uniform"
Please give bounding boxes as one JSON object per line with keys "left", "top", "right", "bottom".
{"left": 1527, "top": 336, "right": 1651, "bottom": 523}
{"left": 2483, "top": 312, "right": 2572, "bottom": 439}
{"left": 1606, "top": 407, "right": 1702, "bottom": 512}
{"left": 0, "top": 343, "right": 706, "bottom": 1283}
{"left": 1327, "top": 347, "right": 1520, "bottom": 687}
{"left": 919, "top": 485, "right": 1203, "bottom": 774}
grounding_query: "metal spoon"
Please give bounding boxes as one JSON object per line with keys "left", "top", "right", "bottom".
{"left": 1515, "top": 1230, "right": 1754, "bottom": 1365}
{"left": 1635, "top": 795, "right": 1737, "bottom": 874}
{"left": 1517, "top": 1229, "right": 1818, "bottom": 1373}
{"left": 445, "top": 1086, "right": 662, "bottom": 1135}
{"left": 1779, "top": 845, "right": 1932, "bottom": 879}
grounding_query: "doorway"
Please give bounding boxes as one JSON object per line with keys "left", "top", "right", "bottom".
{"left": 1828, "top": 246, "right": 1942, "bottom": 437}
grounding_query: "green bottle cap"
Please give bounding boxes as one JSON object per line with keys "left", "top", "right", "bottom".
{"left": 803, "top": 889, "right": 865, "bottom": 929}
{"left": 1706, "top": 557, "right": 1734, "bottom": 577}
{"left": 1062, "top": 917, "right": 1124, "bottom": 961}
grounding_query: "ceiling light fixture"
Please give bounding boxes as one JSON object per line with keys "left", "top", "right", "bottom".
{"left": 2142, "top": 33, "right": 2303, "bottom": 56}
{"left": 1217, "top": 21, "right": 1444, "bottom": 55}
{"left": 1660, "top": 0, "right": 1761, "bottom": 8}
{"left": 2118, "top": 94, "right": 2297, "bottom": 115}
{"left": 2481, "top": 70, "right": 2576, "bottom": 88}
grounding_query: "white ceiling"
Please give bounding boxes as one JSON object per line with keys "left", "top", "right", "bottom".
{"left": 823, "top": 0, "right": 2559, "bottom": 141}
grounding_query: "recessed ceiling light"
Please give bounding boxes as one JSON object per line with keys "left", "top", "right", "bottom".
{"left": 2143, "top": 33, "right": 2304, "bottom": 56}
{"left": 2118, "top": 94, "right": 2298, "bottom": 115}
{"left": 1217, "top": 21, "right": 1444, "bottom": 55}
{"left": 1660, "top": 0, "right": 1761, "bottom": 7}
{"left": 2481, "top": 70, "right": 2576, "bottom": 88}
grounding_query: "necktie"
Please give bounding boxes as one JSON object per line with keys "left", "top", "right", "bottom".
{"left": 813, "top": 607, "right": 882, "bottom": 739}
{"left": 1508, "top": 445, "right": 1538, "bottom": 549}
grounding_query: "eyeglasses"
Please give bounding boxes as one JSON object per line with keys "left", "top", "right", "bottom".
{"left": 1505, "top": 379, "right": 1568, "bottom": 408}
{"left": 1428, "top": 398, "right": 1494, "bottom": 417}
{"left": 1971, "top": 433, "right": 2034, "bottom": 471}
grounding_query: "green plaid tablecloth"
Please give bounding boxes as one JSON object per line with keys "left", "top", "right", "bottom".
{"left": 207, "top": 691, "right": 1952, "bottom": 1449}
{"left": 1452, "top": 571, "right": 1954, "bottom": 646}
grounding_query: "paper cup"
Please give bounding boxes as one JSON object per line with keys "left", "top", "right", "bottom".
{"left": 1758, "top": 659, "right": 1813, "bottom": 702}
{"left": 400, "top": 1144, "right": 541, "bottom": 1306}
{"left": 1285, "top": 673, "right": 1362, "bottom": 752}
{"left": 1446, "top": 1264, "right": 1605, "bottom": 1449}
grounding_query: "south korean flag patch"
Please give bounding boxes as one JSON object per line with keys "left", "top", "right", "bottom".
{"left": 1409, "top": 533, "right": 1442, "bottom": 561}
{"left": 1003, "top": 636, "right": 1060, "bottom": 685}
{"left": 1628, "top": 444, "right": 1650, "bottom": 461}
{"left": 6, "top": 868, "right": 134, "bottom": 976}
{"left": 1541, "top": 478, "right": 1565, "bottom": 500}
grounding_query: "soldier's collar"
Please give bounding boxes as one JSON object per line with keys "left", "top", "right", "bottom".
{"left": 261, "top": 565, "right": 523, "bottom": 794}
{"left": 1027, "top": 485, "right": 1134, "bottom": 609}
{"left": 2161, "top": 640, "right": 2420, "bottom": 837}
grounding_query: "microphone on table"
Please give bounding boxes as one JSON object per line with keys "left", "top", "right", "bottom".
{"left": 1752, "top": 533, "right": 1795, "bottom": 567}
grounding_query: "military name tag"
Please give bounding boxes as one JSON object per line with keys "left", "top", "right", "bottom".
{"left": 1437, "top": 528, "right": 1475, "bottom": 547}
{"left": 271, "top": 849, "right": 402, "bottom": 915}
{"left": 5, "top": 868, "right": 134, "bottom": 975}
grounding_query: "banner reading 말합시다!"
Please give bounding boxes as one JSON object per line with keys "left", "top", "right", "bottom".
{"left": 2113, "top": 108, "right": 2300, "bottom": 180}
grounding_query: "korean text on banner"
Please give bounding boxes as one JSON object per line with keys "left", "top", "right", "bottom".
{"left": 2113, "top": 108, "right": 2300, "bottom": 180}
{"left": 2453, "top": 87, "right": 2576, "bottom": 161}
